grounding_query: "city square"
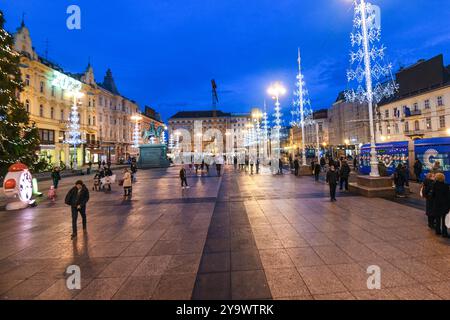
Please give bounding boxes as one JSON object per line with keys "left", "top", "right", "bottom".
{"left": 0, "top": 166, "right": 449, "bottom": 300}
{"left": 0, "top": 0, "right": 450, "bottom": 310}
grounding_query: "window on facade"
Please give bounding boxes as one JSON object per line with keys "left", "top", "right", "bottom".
{"left": 88, "top": 99, "right": 91, "bottom": 107}
{"left": 437, "top": 96, "right": 444, "bottom": 107}
{"left": 51, "top": 86, "right": 55, "bottom": 97}
{"left": 60, "top": 109, "right": 64, "bottom": 120}
{"left": 405, "top": 122, "right": 409, "bottom": 132}
{"left": 93, "top": 116, "right": 96, "bottom": 126}
{"left": 439, "top": 115, "right": 446, "bottom": 128}
{"left": 394, "top": 123, "right": 399, "bottom": 134}
{"left": 25, "top": 99, "right": 30, "bottom": 113}
{"left": 40, "top": 81, "right": 44, "bottom": 93}
{"left": 384, "top": 110, "right": 389, "bottom": 119}
{"left": 426, "top": 118, "right": 432, "bottom": 130}
{"left": 414, "top": 120, "right": 420, "bottom": 131}
{"left": 387, "top": 125, "right": 391, "bottom": 134}
{"left": 50, "top": 107, "right": 54, "bottom": 119}
{"left": 424, "top": 99, "right": 430, "bottom": 109}
{"left": 25, "top": 74, "right": 30, "bottom": 86}
{"left": 39, "top": 104, "right": 44, "bottom": 117}
{"left": 38, "top": 129, "right": 55, "bottom": 145}
{"left": 413, "top": 103, "right": 419, "bottom": 112}
{"left": 88, "top": 115, "right": 91, "bottom": 126}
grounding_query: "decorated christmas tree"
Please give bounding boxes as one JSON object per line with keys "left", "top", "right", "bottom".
{"left": 0, "top": 11, "right": 41, "bottom": 178}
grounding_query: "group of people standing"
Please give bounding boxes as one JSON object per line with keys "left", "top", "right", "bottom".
{"left": 421, "top": 163, "right": 449, "bottom": 237}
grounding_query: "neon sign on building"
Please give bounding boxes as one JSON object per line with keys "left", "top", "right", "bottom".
{"left": 51, "top": 71, "right": 82, "bottom": 92}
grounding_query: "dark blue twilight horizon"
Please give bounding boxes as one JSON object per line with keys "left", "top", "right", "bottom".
{"left": 1, "top": 0, "right": 449, "bottom": 121}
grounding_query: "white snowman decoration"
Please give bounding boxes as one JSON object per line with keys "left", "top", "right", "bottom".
{"left": 3, "top": 163, "right": 34, "bottom": 210}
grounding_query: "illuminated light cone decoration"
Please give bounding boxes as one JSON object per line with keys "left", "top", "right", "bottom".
{"left": 64, "top": 92, "right": 85, "bottom": 170}
{"left": 291, "top": 48, "right": 314, "bottom": 166}
{"left": 261, "top": 101, "right": 270, "bottom": 163}
{"left": 268, "top": 82, "right": 286, "bottom": 173}
{"left": 130, "top": 115, "right": 142, "bottom": 150}
{"left": 344, "top": 0, "right": 398, "bottom": 177}
{"left": 168, "top": 134, "right": 174, "bottom": 150}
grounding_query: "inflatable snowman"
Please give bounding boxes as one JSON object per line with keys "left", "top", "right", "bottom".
{"left": 3, "top": 163, "right": 34, "bottom": 210}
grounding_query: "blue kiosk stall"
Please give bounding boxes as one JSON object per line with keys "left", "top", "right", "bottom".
{"left": 414, "top": 137, "right": 450, "bottom": 182}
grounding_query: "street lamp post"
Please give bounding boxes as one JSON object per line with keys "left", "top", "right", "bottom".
{"left": 315, "top": 122, "right": 320, "bottom": 160}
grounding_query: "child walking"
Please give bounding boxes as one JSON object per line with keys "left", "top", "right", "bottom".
{"left": 48, "top": 185, "right": 56, "bottom": 202}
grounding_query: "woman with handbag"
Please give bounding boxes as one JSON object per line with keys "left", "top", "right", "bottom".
{"left": 421, "top": 173, "right": 435, "bottom": 229}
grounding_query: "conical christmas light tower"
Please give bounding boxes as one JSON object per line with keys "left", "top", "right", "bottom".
{"left": 291, "top": 48, "right": 314, "bottom": 166}
{"left": 268, "top": 82, "right": 286, "bottom": 173}
{"left": 64, "top": 91, "right": 85, "bottom": 170}
{"left": 345, "top": 0, "right": 398, "bottom": 177}
{"left": 262, "top": 100, "right": 270, "bottom": 163}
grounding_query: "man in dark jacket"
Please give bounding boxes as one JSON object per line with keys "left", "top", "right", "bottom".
{"left": 431, "top": 173, "right": 449, "bottom": 237}
{"left": 293, "top": 157, "right": 300, "bottom": 176}
{"left": 339, "top": 160, "right": 351, "bottom": 191}
{"left": 326, "top": 165, "right": 339, "bottom": 201}
{"left": 394, "top": 164, "right": 406, "bottom": 197}
{"left": 314, "top": 162, "right": 321, "bottom": 182}
{"left": 51, "top": 167, "right": 61, "bottom": 189}
{"left": 65, "top": 180, "right": 90, "bottom": 239}
{"left": 278, "top": 158, "right": 283, "bottom": 175}
{"left": 413, "top": 159, "right": 423, "bottom": 182}
{"left": 179, "top": 166, "right": 189, "bottom": 189}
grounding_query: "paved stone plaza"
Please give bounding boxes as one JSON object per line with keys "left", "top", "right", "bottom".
{"left": 0, "top": 166, "right": 449, "bottom": 300}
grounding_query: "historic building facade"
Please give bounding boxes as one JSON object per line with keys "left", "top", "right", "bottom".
{"left": 168, "top": 110, "right": 252, "bottom": 153}
{"left": 12, "top": 20, "right": 162, "bottom": 166}
{"left": 376, "top": 54, "right": 450, "bottom": 142}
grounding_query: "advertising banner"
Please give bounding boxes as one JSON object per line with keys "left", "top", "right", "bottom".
{"left": 360, "top": 141, "right": 409, "bottom": 176}
{"left": 414, "top": 137, "right": 450, "bottom": 182}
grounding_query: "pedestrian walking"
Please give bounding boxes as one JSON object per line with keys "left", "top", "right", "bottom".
{"left": 233, "top": 156, "right": 238, "bottom": 171}
{"left": 339, "top": 160, "right": 351, "bottom": 191}
{"left": 51, "top": 167, "right": 61, "bottom": 189}
{"left": 65, "top": 180, "right": 89, "bottom": 239}
{"left": 314, "top": 162, "right": 321, "bottom": 182}
{"left": 326, "top": 165, "right": 339, "bottom": 202}
{"left": 431, "top": 173, "right": 449, "bottom": 237}
{"left": 256, "top": 158, "right": 260, "bottom": 174}
{"left": 278, "top": 158, "right": 283, "bottom": 175}
{"left": 47, "top": 185, "right": 56, "bottom": 203}
{"left": 393, "top": 164, "right": 406, "bottom": 197}
{"left": 421, "top": 173, "right": 435, "bottom": 229}
{"left": 353, "top": 157, "right": 358, "bottom": 172}
{"left": 320, "top": 156, "right": 326, "bottom": 172}
{"left": 414, "top": 158, "right": 423, "bottom": 182}
{"left": 87, "top": 161, "right": 92, "bottom": 175}
{"left": 122, "top": 168, "right": 132, "bottom": 199}
{"left": 180, "top": 166, "right": 189, "bottom": 189}
{"left": 93, "top": 172, "right": 101, "bottom": 191}
{"left": 294, "top": 157, "right": 300, "bottom": 176}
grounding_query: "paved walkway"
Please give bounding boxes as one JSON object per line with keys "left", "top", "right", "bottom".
{"left": 0, "top": 166, "right": 449, "bottom": 300}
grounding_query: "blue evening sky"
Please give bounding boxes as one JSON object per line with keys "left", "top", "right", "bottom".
{"left": 1, "top": 0, "right": 449, "bottom": 121}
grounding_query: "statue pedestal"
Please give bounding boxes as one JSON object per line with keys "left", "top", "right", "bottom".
{"left": 349, "top": 175, "right": 399, "bottom": 198}
{"left": 137, "top": 144, "right": 170, "bottom": 168}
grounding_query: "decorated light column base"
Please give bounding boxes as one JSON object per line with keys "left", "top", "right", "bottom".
{"left": 348, "top": 175, "right": 406, "bottom": 198}
{"left": 298, "top": 165, "right": 313, "bottom": 176}
{"left": 3, "top": 163, "right": 35, "bottom": 211}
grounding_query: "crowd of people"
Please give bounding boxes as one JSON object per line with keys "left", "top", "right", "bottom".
{"left": 420, "top": 162, "right": 449, "bottom": 238}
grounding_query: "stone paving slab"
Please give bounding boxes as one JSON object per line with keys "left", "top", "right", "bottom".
{"left": 0, "top": 165, "right": 449, "bottom": 300}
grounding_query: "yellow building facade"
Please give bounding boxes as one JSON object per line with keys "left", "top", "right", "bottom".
{"left": 12, "top": 21, "right": 150, "bottom": 167}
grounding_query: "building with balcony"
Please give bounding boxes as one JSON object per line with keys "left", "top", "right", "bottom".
{"left": 376, "top": 54, "right": 450, "bottom": 142}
